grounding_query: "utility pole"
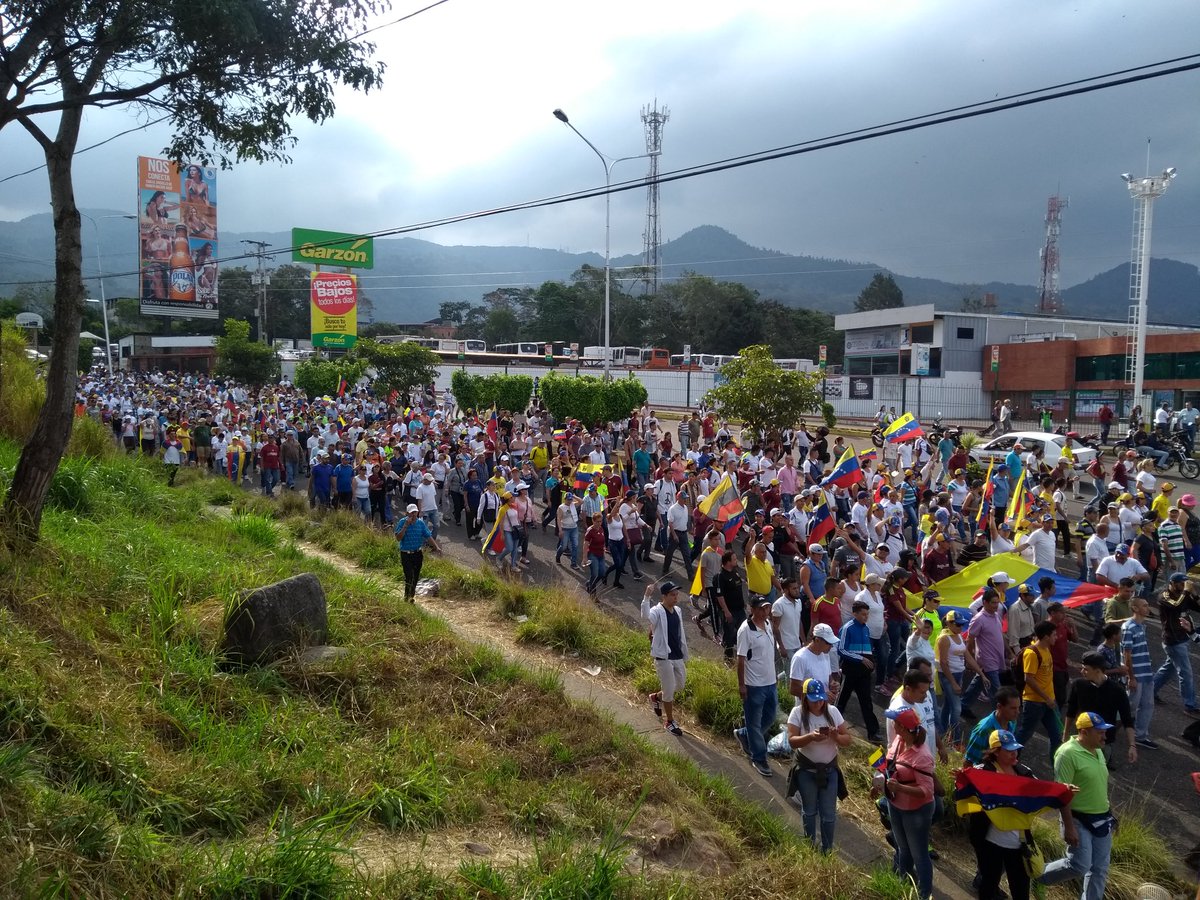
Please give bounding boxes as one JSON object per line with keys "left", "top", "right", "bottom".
{"left": 241, "top": 240, "right": 271, "bottom": 344}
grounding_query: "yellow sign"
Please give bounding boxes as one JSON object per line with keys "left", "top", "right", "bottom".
{"left": 310, "top": 272, "right": 358, "bottom": 349}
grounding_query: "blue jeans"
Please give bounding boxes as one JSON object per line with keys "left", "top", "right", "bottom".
{"left": 262, "top": 467, "right": 279, "bottom": 496}
{"left": 873, "top": 637, "right": 888, "bottom": 686}
{"left": 505, "top": 529, "right": 521, "bottom": 567}
{"left": 1041, "top": 820, "right": 1111, "bottom": 900}
{"left": 355, "top": 496, "right": 370, "bottom": 516}
{"left": 586, "top": 552, "right": 606, "bottom": 589}
{"left": 937, "top": 672, "right": 963, "bottom": 743}
{"left": 608, "top": 538, "right": 628, "bottom": 581}
{"left": 960, "top": 668, "right": 1003, "bottom": 711}
{"left": 889, "top": 800, "right": 934, "bottom": 899}
{"left": 285, "top": 461, "right": 296, "bottom": 488}
{"left": 1015, "top": 700, "right": 1061, "bottom": 764}
{"left": 558, "top": 527, "right": 580, "bottom": 566}
{"left": 1129, "top": 680, "right": 1155, "bottom": 740}
{"left": 1153, "top": 641, "right": 1197, "bottom": 709}
{"left": 423, "top": 510, "right": 440, "bottom": 540}
{"left": 737, "top": 682, "right": 778, "bottom": 765}
{"left": 794, "top": 766, "right": 838, "bottom": 852}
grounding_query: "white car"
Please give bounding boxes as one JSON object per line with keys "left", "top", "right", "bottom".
{"left": 968, "top": 431, "right": 1098, "bottom": 471}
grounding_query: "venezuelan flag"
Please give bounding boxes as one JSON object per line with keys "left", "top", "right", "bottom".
{"left": 954, "top": 767, "right": 1074, "bottom": 832}
{"left": 858, "top": 448, "right": 878, "bottom": 463}
{"left": 337, "top": 376, "right": 348, "bottom": 398}
{"left": 868, "top": 747, "right": 886, "bottom": 771}
{"left": 698, "top": 474, "right": 743, "bottom": 522}
{"left": 690, "top": 545, "right": 720, "bottom": 596}
{"left": 976, "top": 458, "right": 995, "bottom": 525}
{"left": 821, "top": 447, "right": 863, "bottom": 489}
{"left": 552, "top": 428, "right": 568, "bottom": 442}
{"left": 481, "top": 500, "right": 511, "bottom": 556}
{"left": 572, "top": 462, "right": 606, "bottom": 492}
{"left": 720, "top": 511, "right": 745, "bottom": 541}
{"left": 882, "top": 412, "right": 923, "bottom": 443}
{"left": 903, "top": 555, "right": 1111, "bottom": 617}
{"left": 808, "top": 494, "right": 835, "bottom": 544}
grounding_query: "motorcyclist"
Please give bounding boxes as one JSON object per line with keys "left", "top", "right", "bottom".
{"left": 1134, "top": 428, "right": 1171, "bottom": 469}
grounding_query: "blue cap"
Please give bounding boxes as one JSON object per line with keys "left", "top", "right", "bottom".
{"left": 988, "top": 729, "right": 1023, "bottom": 752}
{"left": 803, "top": 678, "right": 827, "bottom": 702}
{"left": 1075, "top": 712, "right": 1114, "bottom": 731}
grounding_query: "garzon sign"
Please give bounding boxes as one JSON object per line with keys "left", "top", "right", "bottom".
{"left": 310, "top": 271, "right": 359, "bottom": 349}
{"left": 291, "top": 227, "right": 374, "bottom": 269}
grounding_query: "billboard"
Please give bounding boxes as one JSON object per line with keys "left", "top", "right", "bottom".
{"left": 310, "top": 272, "right": 358, "bottom": 349}
{"left": 137, "top": 156, "right": 218, "bottom": 319}
{"left": 291, "top": 228, "right": 374, "bottom": 269}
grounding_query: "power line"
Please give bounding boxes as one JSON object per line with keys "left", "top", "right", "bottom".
{"left": 3, "top": 53, "right": 1199, "bottom": 288}
{"left": 350, "top": 0, "right": 453, "bottom": 40}
{"left": 0, "top": 114, "right": 173, "bottom": 186}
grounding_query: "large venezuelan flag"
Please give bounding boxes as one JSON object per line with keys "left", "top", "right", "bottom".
{"left": 821, "top": 447, "right": 863, "bottom": 489}
{"left": 572, "top": 462, "right": 607, "bottom": 492}
{"left": 954, "top": 767, "right": 1074, "bottom": 832}
{"left": 883, "top": 412, "right": 923, "bottom": 443}
{"left": 905, "top": 554, "right": 1111, "bottom": 617}
{"left": 808, "top": 494, "right": 835, "bottom": 544}
{"left": 698, "top": 474, "right": 743, "bottom": 522}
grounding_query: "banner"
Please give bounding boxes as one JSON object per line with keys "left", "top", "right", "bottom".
{"left": 291, "top": 227, "right": 374, "bottom": 269}
{"left": 137, "top": 156, "right": 218, "bottom": 319}
{"left": 310, "top": 272, "right": 359, "bottom": 349}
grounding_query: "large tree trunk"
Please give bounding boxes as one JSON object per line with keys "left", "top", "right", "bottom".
{"left": 4, "top": 131, "right": 85, "bottom": 541}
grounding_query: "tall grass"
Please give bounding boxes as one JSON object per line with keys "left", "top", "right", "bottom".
{"left": 0, "top": 322, "right": 44, "bottom": 443}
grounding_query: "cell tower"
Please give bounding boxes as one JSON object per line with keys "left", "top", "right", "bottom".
{"left": 640, "top": 101, "right": 669, "bottom": 295}
{"left": 1036, "top": 194, "right": 1068, "bottom": 314}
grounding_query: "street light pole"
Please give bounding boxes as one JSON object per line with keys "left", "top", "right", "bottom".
{"left": 80, "top": 212, "right": 135, "bottom": 375}
{"left": 552, "top": 109, "right": 658, "bottom": 379}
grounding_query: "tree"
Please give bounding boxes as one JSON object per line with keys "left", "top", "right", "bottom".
{"left": 353, "top": 339, "right": 439, "bottom": 400}
{"left": 293, "top": 356, "right": 370, "bottom": 400}
{"left": 482, "top": 308, "right": 519, "bottom": 347}
{"left": 2, "top": 0, "right": 386, "bottom": 540}
{"left": 438, "top": 301, "right": 474, "bottom": 326}
{"left": 704, "top": 344, "right": 823, "bottom": 438}
{"left": 539, "top": 372, "right": 647, "bottom": 427}
{"left": 214, "top": 319, "right": 280, "bottom": 385}
{"left": 854, "top": 273, "right": 904, "bottom": 312}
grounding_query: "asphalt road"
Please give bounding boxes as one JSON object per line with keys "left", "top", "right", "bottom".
{"left": 257, "top": 460, "right": 1200, "bottom": 868}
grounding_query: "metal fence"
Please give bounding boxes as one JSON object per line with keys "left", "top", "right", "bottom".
{"left": 824, "top": 376, "right": 991, "bottom": 423}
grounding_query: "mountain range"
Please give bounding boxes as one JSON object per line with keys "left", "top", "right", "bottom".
{"left": 1, "top": 214, "right": 1196, "bottom": 326}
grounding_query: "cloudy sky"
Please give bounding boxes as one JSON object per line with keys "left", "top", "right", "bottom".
{"left": 2, "top": 0, "right": 1199, "bottom": 288}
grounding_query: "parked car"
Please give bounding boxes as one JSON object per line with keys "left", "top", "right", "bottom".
{"left": 968, "top": 431, "right": 1098, "bottom": 471}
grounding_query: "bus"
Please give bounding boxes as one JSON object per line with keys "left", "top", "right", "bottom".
{"left": 492, "top": 342, "right": 541, "bottom": 358}
{"left": 669, "top": 353, "right": 719, "bottom": 371}
{"left": 639, "top": 347, "right": 671, "bottom": 369}
{"left": 773, "top": 358, "right": 817, "bottom": 372}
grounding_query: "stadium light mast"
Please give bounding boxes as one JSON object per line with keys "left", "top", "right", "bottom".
{"left": 1121, "top": 166, "right": 1176, "bottom": 408}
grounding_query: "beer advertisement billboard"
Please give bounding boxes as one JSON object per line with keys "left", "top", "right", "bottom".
{"left": 310, "top": 272, "right": 358, "bottom": 349}
{"left": 137, "top": 156, "right": 218, "bottom": 319}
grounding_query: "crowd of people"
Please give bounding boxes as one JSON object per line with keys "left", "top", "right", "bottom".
{"left": 75, "top": 368, "right": 1199, "bottom": 900}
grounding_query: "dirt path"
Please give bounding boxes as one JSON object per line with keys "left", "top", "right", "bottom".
{"left": 293, "top": 537, "right": 979, "bottom": 899}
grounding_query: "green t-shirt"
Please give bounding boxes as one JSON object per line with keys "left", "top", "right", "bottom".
{"left": 1053, "top": 738, "right": 1109, "bottom": 815}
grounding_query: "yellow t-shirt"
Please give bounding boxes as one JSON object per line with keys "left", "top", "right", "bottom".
{"left": 746, "top": 556, "right": 774, "bottom": 595}
{"left": 1021, "top": 644, "right": 1054, "bottom": 704}
{"left": 1151, "top": 493, "right": 1171, "bottom": 523}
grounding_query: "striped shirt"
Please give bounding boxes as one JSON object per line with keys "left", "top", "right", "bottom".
{"left": 837, "top": 620, "right": 873, "bottom": 663}
{"left": 1158, "top": 521, "right": 1185, "bottom": 557}
{"left": 1120, "top": 619, "right": 1153, "bottom": 680}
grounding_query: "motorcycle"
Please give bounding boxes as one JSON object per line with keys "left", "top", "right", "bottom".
{"left": 1160, "top": 438, "right": 1200, "bottom": 479}
{"left": 1057, "top": 428, "right": 1104, "bottom": 456}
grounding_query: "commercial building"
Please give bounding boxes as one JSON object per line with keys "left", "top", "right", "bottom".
{"left": 117, "top": 334, "right": 216, "bottom": 373}
{"left": 831, "top": 304, "right": 1195, "bottom": 422}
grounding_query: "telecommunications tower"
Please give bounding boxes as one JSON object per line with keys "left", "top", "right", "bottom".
{"left": 1036, "top": 194, "right": 1068, "bottom": 314}
{"left": 1121, "top": 166, "right": 1177, "bottom": 405}
{"left": 640, "top": 101, "right": 669, "bottom": 295}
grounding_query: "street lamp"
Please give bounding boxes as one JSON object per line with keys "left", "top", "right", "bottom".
{"left": 552, "top": 108, "right": 659, "bottom": 378}
{"left": 81, "top": 212, "right": 136, "bottom": 375}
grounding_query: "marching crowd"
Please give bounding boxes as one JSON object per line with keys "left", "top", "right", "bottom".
{"left": 74, "top": 368, "right": 1200, "bottom": 900}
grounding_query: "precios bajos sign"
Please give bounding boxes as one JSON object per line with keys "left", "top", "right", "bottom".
{"left": 291, "top": 227, "right": 374, "bottom": 269}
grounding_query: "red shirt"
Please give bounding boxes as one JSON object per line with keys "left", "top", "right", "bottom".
{"left": 811, "top": 596, "right": 842, "bottom": 633}
{"left": 584, "top": 525, "right": 607, "bottom": 557}
{"left": 259, "top": 442, "right": 281, "bottom": 471}
{"left": 1051, "top": 618, "right": 1075, "bottom": 671}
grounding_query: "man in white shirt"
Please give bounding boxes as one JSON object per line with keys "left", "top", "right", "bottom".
{"left": 1094, "top": 545, "right": 1148, "bottom": 590}
{"left": 849, "top": 491, "right": 871, "bottom": 543}
{"left": 863, "top": 544, "right": 895, "bottom": 582}
{"left": 734, "top": 598, "right": 779, "bottom": 778}
{"left": 1084, "top": 523, "right": 1110, "bottom": 583}
{"left": 790, "top": 622, "right": 839, "bottom": 703}
{"left": 771, "top": 578, "right": 806, "bottom": 668}
{"left": 1016, "top": 514, "right": 1058, "bottom": 571}
{"left": 662, "top": 493, "right": 693, "bottom": 580}
{"left": 991, "top": 521, "right": 1016, "bottom": 555}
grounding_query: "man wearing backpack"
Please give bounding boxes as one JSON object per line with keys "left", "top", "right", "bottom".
{"left": 1015, "top": 620, "right": 1061, "bottom": 764}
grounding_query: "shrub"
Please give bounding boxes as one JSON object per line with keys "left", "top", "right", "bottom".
{"left": 67, "top": 415, "right": 117, "bottom": 460}
{"left": 0, "top": 322, "right": 45, "bottom": 442}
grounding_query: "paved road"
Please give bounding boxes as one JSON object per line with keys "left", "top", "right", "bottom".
{"left": 259, "top": 461, "right": 1200, "bottom": 866}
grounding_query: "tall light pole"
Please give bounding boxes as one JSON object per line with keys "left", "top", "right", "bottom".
{"left": 241, "top": 239, "right": 272, "bottom": 344}
{"left": 81, "top": 212, "right": 136, "bottom": 375}
{"left": 552, "top": 108, "right": 658, "bottom": 378}
{"left": 1120, "top": 167, "right": 1176, "bottom": 408}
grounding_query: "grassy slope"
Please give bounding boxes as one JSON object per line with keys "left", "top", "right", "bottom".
{"left": 0, "top": 440, "right": 894, "bottom": 899}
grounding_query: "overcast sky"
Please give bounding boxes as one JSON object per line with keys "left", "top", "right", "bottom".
{"left": 2, "top": 0, "right": 1199, "bottom": 289}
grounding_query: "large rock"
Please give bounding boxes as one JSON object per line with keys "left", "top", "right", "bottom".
{"left": 221, "top": 573, "right": 329, "bottom": 667}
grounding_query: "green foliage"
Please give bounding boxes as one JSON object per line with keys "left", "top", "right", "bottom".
{"left": 214, "top": 319, "right": 280, "bottom": 386}
{"left": 0, "top": 321, "right": 45, "bottom": 442}
{"left": 705, "top": 345, "right": 824, "bottom": 436}
{"left": 451, "top": 371, "right": 534, "bottom": 414}
{"left": 77, "top": 339, "right": 95, "bottom": 375}
{"left": 854, "top": 272, "right": 905, "bottom": 312}
{"left": 821, "top": 402, "right": 837, "bottom": 430}
{"left": 352, "top": 339, "right": 439, "bottom": 399}
{"left": 538, "top": 372, "right": 647, "bottom": 426}
{"left": 293, "top": 356, "right": 369, "bottom": 400}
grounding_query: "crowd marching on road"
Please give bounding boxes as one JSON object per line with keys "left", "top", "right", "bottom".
{"left": 75, "top": 369, "right": 1200, "bottom": 900}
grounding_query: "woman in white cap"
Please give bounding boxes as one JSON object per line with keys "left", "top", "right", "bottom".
{"left": 787, "top": 678, "right": 851, "bottom": 852}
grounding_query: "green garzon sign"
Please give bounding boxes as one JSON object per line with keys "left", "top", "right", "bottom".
{"left": 291, "top": 228, "right": 375, "bottom": 269}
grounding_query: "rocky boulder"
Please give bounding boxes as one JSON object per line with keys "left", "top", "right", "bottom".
{"left": 221, "top": 573, "right": 329, "bottom": 667}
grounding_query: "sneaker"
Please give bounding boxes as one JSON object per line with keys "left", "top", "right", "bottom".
{"left": 753, "top": 760, "right": 773, "bottom": 778}
{"left": 734, "top": 727, "right": 750, "bottom": 757}
{"left": 650, "top": 694, "right": 662, "bottom": 718}
{"left": 1135, "top": 737, "right": 1160, "bottom": 750}
{"left": 632, "top": 572, "right": 644, "bottom": 581}
{"left": 665, "top": 720, "right": 682, "bottom": 736}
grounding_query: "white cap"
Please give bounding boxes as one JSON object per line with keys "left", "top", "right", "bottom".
{"left": 406, "top": 503, "right": 419, "bottom": 514}
{"left": 812, "top": 623, "right": 839, "bottom": 644}
{"left": 991, "top": 571, "right": 1011, "bottom": 584}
